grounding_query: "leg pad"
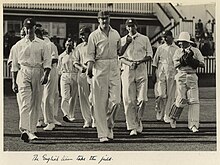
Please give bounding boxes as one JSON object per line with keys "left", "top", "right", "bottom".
{"left": 169, "top": 104, "right": 184, "bottom": 120}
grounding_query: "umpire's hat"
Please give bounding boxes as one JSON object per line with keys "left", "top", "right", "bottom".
{"left": 177, "top": 32, "right": 193, "bottom": 43}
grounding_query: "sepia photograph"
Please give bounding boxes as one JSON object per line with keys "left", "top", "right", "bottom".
{"left": 1, "top": 0, "right": 218, "bottom": 164}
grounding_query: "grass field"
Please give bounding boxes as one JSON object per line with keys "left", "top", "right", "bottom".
{"left": 3, "top": 87, "right": 216, "bottom": 151}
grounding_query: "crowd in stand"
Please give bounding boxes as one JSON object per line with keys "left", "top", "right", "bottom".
{"left": 152, "top": 18, "right": 215, "bottom": 58}
{"left": 195, "top": 19, "right": 215, "bottom": 56}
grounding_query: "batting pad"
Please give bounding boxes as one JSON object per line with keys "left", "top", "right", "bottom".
{"left": 169, "top": 104, "right": 184, "bottom": 120}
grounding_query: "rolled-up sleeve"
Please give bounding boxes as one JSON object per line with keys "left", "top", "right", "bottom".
{"left": 42, "top": 44, "right": 52, "bottom": 69}
{"left": 86, "top": 33, "right": 96, "bottom": 63}
{"left": 117, "top": 38, "right": 121, "bottom": 55}
{"left": 173, "top": 49, "right": 181, "bottom": 68}
{"left": 51, "top": 43, "right": 58, "bottom": 60}
{"left": 119, "top": 37, "right": 126, "bottom": 58}
{"left": 146, "top": 37, "right": 153, "bottom": 58}
{"left": 57, "top": 54, "right": 63, "bottom": 74}
{"left": 152, "top": 47, "right": 160, "bottom": 67}
{"left": 11, "top": 45, "right": 19, "bottom": 72}
{"left": 7, "top": 45, "right": 16, "bottom": 66}
{"left": 73, "top": 46, "right": 80, "bottom": 65}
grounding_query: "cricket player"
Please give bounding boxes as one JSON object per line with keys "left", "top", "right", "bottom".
{"left": 74, "top": 26, "right": 95, "bottom": 128}
{"left": 86, "top": 11, "right": 121, "bottom": 142}
{"left": 152, "top": 30, "right": 179, "bottom": 123}
{"left": 11, "top": 18, "right": 51, "bottom": 142}
{"left": 58, "top": 38, "right": 78, "bottom": 123}
{"left": 119, "top": 18, "right": 153, "bottom": 136}
{"left": 35, "top": 27, "right": 61, "bottom": 130}
{"left": 42, "top": 30, "right": 61, "bottom": 126}
{"left": 170, "top": 32, "right": 205, "bottom": 132}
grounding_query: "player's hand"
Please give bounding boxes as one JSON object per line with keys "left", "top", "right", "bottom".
{"left": 82, "top": 67, "right": 87, "bottom": 73}
{"left": 126, "top": 35, "right": 132, "bottom": 44}
{"left": 12, "top": 82, "right": 18, "bottom": 93}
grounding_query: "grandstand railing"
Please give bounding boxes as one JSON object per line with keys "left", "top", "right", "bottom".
{"left": 3, "top": 3, "right": 154, "bottom": 14}
{"left": 150, "top": 19, "right": 194, "bottom": 44}
{"left": 3, "top": 56, "right": 215, "bottom": 79}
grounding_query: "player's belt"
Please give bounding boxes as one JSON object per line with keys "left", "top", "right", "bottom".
{"left": 121, "top": 57, "right": 146, "bottom": 64}
{"left": 178, "top": 69, "right": 196, "bottom": 74}
{"left": 95, "top": 57, "right": 118, "bottom": 61}
{"left": 20, "top": 64, "right": 42, "bottom": 69}
{"left": 62, "top": 72, "right": 78, "bottom": 74}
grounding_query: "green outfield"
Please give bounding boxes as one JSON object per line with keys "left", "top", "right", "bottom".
{"left": 3, "top": 87, "right": 216, "bottom": 151}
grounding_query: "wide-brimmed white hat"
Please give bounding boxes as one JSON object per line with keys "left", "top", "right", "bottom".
{"left": 176, "top": 32, "right": 193, "bottom": 43}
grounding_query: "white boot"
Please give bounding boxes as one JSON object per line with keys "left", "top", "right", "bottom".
{"left": 99, "top": 137, "right": 109, "bottom": 142}
{"left": 130, "top": 129, "right": 137, "bottom": 136}
{"left": 43, "top": 123, "right": 55, "bottom": 131}
{"left": 170, "top": 119, "right": 176, "bottom": 128}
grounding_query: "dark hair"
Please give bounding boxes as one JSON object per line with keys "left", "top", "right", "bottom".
{"left": 79, "top": 26, "right": 91, "bottom": 35}
{"left": 36, "top": 23, "right": 42, "bottom": 28}
{"left": 35, "top": 29, "right": 43, "bottom": 38}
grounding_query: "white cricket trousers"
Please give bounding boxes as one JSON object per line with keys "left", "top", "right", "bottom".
{"left": 154, "top": 68, "right": 176, "bottom": 116}
{"left": 91, "top": 59, "right": 121, "bottom": 138}
{"left": 175, "top": 72, "right": 200, "bottom": 129}
{"left": 60, "top": 73, "right": 78, "bottom": 118}
{"left": 121, "top": 63, "right": 148, "bottom": 131}
{"left": 16, "top": 66, "right": 44, "bottom": 133}
{"left": 41, "top": 65, "right": 59, "bottom": 124}
{"left": 77, "top": 72, "right": 94, "bottom": 124}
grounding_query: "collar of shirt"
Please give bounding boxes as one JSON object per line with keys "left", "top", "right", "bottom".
{"left": 128, "top": 32, "right": 139, "bottom": 39}
{"left": 64, "top": 50, "right": 74, "bottom": 56}
{"left": 98, "top": 25, "right": 114, "bottom": 34}
{"left": 165, "top": 42, "right": 176, "bottom": 47}
{"left": 24, "top": 34, "right": 40, "bottom": 43}
{"left": 43, "top": 36, "right": 51, "bottom": 43}
{"left": 181, "top": 46, "right": 192, "bottom": 52}
{"left": 83, "top": 41, "right": 88, "bottom": 46}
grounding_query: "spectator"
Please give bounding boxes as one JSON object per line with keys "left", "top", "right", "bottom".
{"left": 195, "top": 19, "right": 204, "bottom": 41}
{"left": 211, "top": 19, "right": 215, "bottom": 34}
{"left": 205, "top": 20, "right": 212, "bottom": 38}
{"left": 199, "top": 38, "right": 213, "bottom": 56}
